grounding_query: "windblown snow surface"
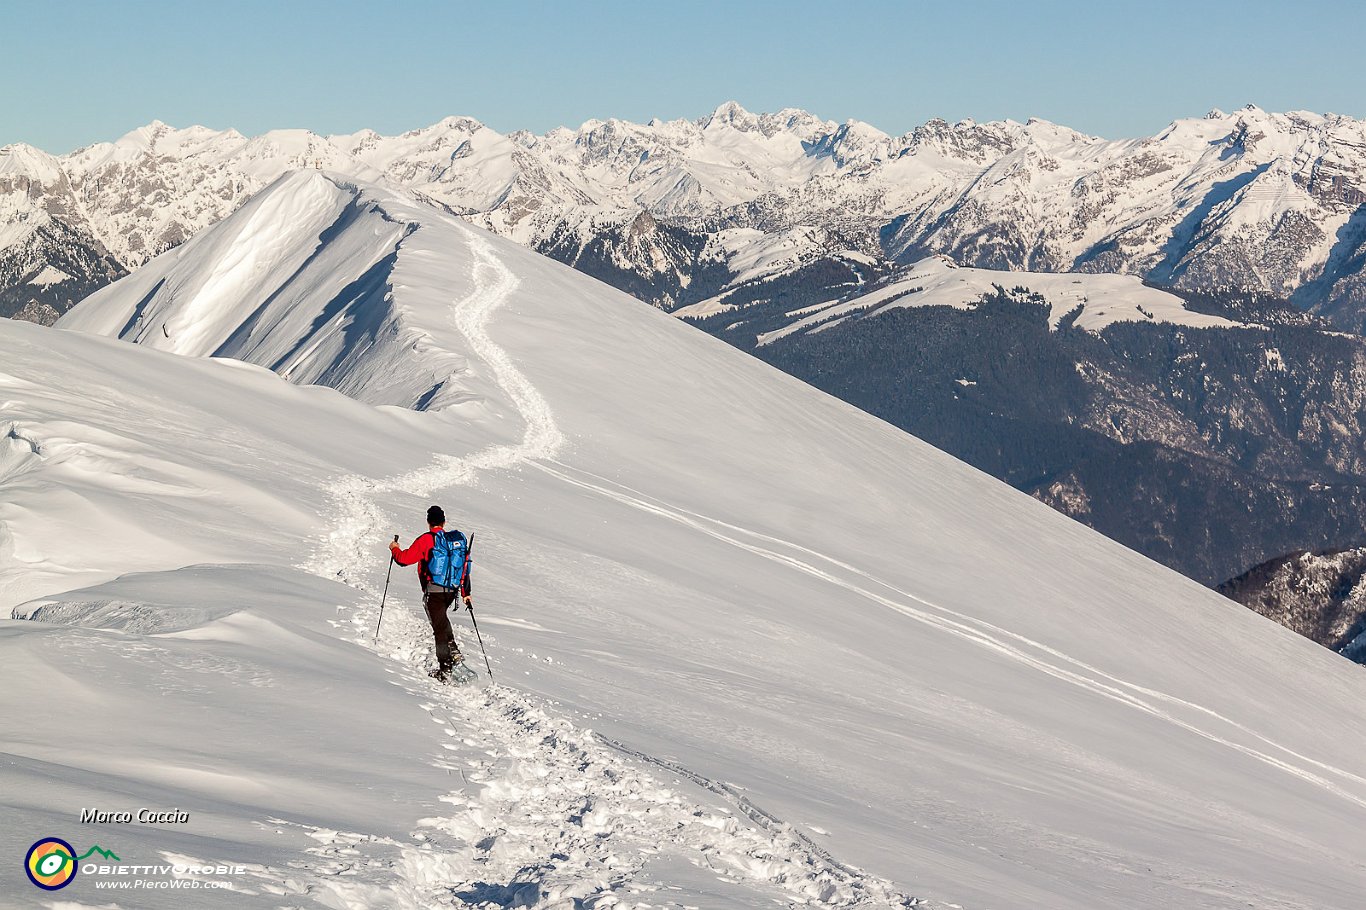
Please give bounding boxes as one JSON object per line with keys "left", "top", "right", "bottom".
{"left": 5, "top": 171, "right": 1366, "bottom": 910}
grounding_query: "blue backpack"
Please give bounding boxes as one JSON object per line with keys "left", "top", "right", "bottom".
{"left": 426, "top": 530, "right": 469, "bottom": 588}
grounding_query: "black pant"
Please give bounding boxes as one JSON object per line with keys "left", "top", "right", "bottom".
{"left": 424, "top": 589, "right": 460, "bottom": 670}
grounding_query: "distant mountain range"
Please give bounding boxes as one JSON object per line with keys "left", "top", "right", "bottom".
{"left": 4, "top": 102, "right": 1366, "bottom": 330}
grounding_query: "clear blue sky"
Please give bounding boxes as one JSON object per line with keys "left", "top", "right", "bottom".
{"left": 3, "top": 0, "right": 1363, "bottom": 153}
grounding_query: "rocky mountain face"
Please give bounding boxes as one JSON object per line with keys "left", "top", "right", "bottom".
{"left": 0, "top": 146, "right": 124, "bottom": 323}
{"left": 1219, "top": 549, "right": 1366, "bottom": 663}
{"left": 5, "top": 103, "right": 1366, "bottom": 327}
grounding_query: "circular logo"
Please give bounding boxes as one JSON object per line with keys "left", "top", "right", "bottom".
{"left": 25, "top": 838, "right": 77, "bottom": 890}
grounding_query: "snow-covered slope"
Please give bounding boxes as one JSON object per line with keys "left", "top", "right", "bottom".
{"left": 7, "top": 103, "right": 1366, "bottom": 325}
{"left": 676, "top": 255, "right": 1248, "bottom": 343}
{"left": 9, "top": 172, "right": 1366, "bottom": 909}
{"left": 61, "top": 172, "right": 479, "bottom": 409}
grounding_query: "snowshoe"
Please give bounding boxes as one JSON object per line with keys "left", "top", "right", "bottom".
{"left": 429, "top": 658, "right": 478, "bottom": 686}
{"left": 448, "top": 657, "right": 479, "bottom": 685}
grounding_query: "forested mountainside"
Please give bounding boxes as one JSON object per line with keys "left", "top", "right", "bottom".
{"left": 692, "top": 270, "right": 1366, "bottom": 586}
{"left": 1219, "top": 548, "right": 1366, "bottom": 663}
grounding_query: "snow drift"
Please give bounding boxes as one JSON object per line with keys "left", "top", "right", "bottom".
{"left": 4, "top": 170, "right": 1365, "bottom": 909}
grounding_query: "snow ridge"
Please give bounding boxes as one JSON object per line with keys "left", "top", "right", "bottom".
{"left": 314, "top": 221, "right": 562, "bottom": 591}
{"left": 304, "top": 225, "right": 921, "bottom": 908}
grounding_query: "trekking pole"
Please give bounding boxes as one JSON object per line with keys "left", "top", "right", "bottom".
{"left": 454, "top": 532, "right": 492, "bottom": 680}
{"left": 466, "top": 598, "right": 494, "bottom": 681}
{"left": 373, "top": 535, "right": 398, "bottom": 643}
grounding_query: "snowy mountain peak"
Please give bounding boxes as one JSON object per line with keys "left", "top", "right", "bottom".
{"left": 99, "top": 120, "right": 250, "bottom": 163}
{"left": 0, "top": 143, "right": 64, "bottom": 183}
{"left": 702, "top": 99, "right": 757, "bottom": 129}
{"left": 806, "top": 120, "right": 891, "bottom": 166}
{"left": 757, "top": 107, "right": 836, "bottom": 139}
{"left": 437, "top": 114, "right": 484, "bottom": 131}
{"left": 695, "top": 101, "right": 832, "bottom": 139}
{"left": 1021, "top": 116, "right": 1098, "bottom": 145}
{"left": 114, "top": 118, "right": 175, "bottom": 150}
{"left": 507, "top": 128, "right": 538, "bottom": 149}
{"left": 904, "top": 116, "right": 1025, "bottom": 164}
{"left": 396, "top": 115, "right": 487, "bottom": 140}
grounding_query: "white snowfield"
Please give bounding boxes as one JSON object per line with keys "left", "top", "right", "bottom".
{"left": 741, "top": 256, "right": 1246, "bottom": 345}
{"left": 4, "top": 171, "right": 1366, "bottom": 910}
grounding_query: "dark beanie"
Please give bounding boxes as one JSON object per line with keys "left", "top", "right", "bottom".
{"left": 426, "top": 505, "right": 445, "bottom": 526}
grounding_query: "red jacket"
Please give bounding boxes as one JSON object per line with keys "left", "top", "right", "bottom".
{"left": 393, "top": 529, "right": 471, "bottom": 595}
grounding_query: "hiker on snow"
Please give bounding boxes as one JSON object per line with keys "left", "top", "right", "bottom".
{"left": 389, "top": 505, "right": 472, "bottom": 681}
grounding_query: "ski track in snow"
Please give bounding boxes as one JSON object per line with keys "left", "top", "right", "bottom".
{"left": 529, "top": 461, "right": 1366, "bottom": 811}
{"left": 300, "top": 226, "right": 924, "bottom": 909}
